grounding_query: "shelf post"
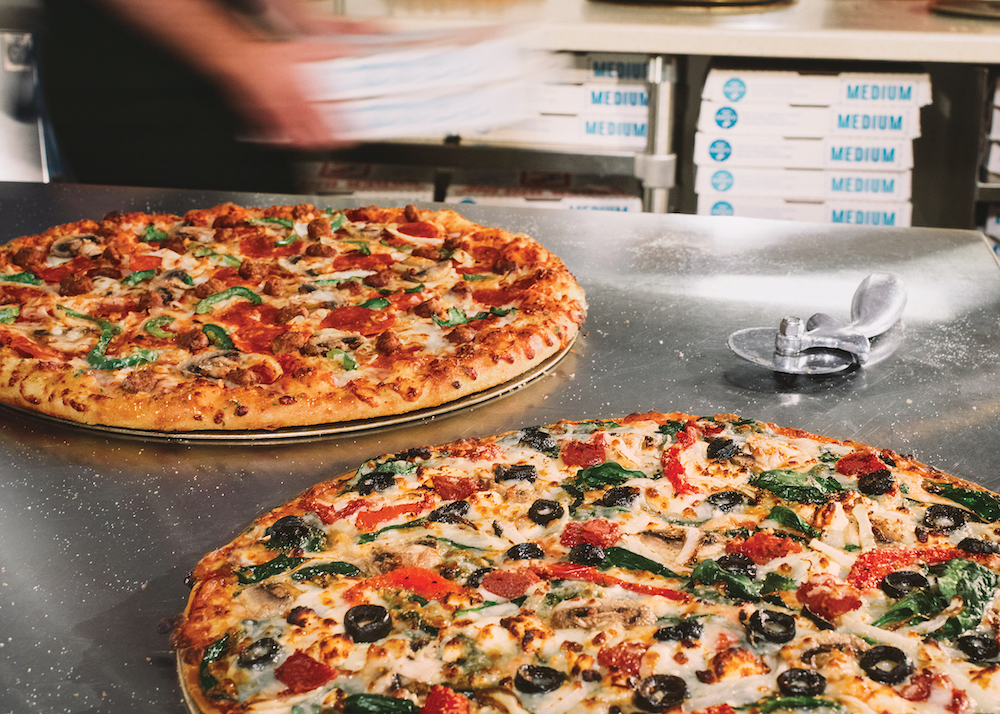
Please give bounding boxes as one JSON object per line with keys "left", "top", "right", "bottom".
{"left": 642, "top": 55, "right": 677, "bottom": 213}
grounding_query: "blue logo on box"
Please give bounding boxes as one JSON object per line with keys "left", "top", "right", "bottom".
{"left": 711, "top": 201, "right": 734, "bottom": 216}
{"left": 714, "top": 107, "right": 738, "bottom": 129}
{"left": 723, "top": 78, "right": 747, "bottom": 102}
{"left": 711, "top": 171, "right": 734, "bottom": 191}
{"left": 709, "top": 139, "right": 732, "bottom": 162}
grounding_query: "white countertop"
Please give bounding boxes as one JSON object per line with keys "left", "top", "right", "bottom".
{"left": 336, "top": 0, "right": 1000, "bottom": 63}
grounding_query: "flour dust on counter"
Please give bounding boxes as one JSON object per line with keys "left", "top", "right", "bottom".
{"left": 174, "top": 411, "right": 1000, "bottom": 714}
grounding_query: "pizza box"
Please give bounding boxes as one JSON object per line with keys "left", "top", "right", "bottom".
{"left": 297, "top": 26, "right": 552, "bottom": 140}
{"left": 702, "top": 68, "right": 932, "bottom": 107}
{"left": 984, "top": 203, "right": 1000, "bottom": 239}
{"left": 694, "top": 132, "right": 914, "bottom": 171}
{"left": 546, "top": 51, "right": 652, "bottom": 84}
{"left": 695, "top": 166, "right": 912, "bottom": 201}
{"left": 460, "top": 114, "right": 649, "bottom": 150}
{"left": 697, "top": 195, "right": 913, "bottom": 227}
{"left": 697, "top": 101, "right": 922, "bottom": 139}
{"left": 445, "top": 184, "right": 643, "bottom": 211}
{"left": 533, "top": 83, "right": 649, "bottom": 118}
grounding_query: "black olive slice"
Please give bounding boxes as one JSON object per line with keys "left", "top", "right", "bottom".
{"left": 264, "top": 515, "right": 312, "bottom": 550}
{"left": 858, "top": 469, "right": 894, "bottom": 496}
{"left": 717, "top": 553, "right": 757, "bottom": 578}
{"left": 506, "top": 542, "right": 545, "bottom": 560}
{"left": 514, "top": 664, "right": 565, "bottom": 694}
{"left": 427, "top": 500, "right": 470, "bottom": 523}
{"left": 567, "top": 543, "right": 605, "bottom": 566}
{"left": 494, "top": 463, "right": 538, "bottom": 483}
{"left": 466, "top": 567, "right": 494, "bottom": 588}
{"left": 859, "top": 645, "right": 913, "bottom": 684}
{"left": 958, "top": 537, "right": 1000, "bottom": 555}
{"left": 528, "top": 499, "right": 564, "bottom": 526}
{"left": 706, "top": 490, "right": 744, "bottom": 512}
{"left": 707, "top": 437, "right": 740, "bottom": 461}
{"left": 777, "top": 668, "right": 827, "bottom": 696}
{"left": 601, "top": 486, "right": 639, "bottom": 507}
{"left": 344, "top": 604, "right": 392, "bottom": 643}
{"left": 237, "top": 637, "right": 281, "bottom": 669}
{"left": 653, "top": 619, "right": 703, "bottom": 642}
{"left": 747, "top": 610, "right": 796, "bottom": 644}
{"left": 357, "top": 470, "right": 395, "bottom": 496}
{"left": 923, "top": 503, "right": 968, "bottom": 532}
{"left": 634, "top": 674, "right": 688, "bottom": 711}
{"left": 519, "top": 427, "right": 557, "bottom": 454}
{"left": 957, "top": 633, "right": 1000, "bottom": 661}
{"left": 880, "top": 570, "right": 930, "bottom": 599}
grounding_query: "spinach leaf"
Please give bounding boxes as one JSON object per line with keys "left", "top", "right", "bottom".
{"left": 236, "top": 554, "right": 307, "bottom": 584}
{"left": 932, "top": 558, "right": 999, "bottom": 637}
{"left": 358, "top": 297, "right": 390, "bottom": 310}
{"left": 573, "top": 461, "right": 645, "bottom": 490}
{"left": 199, "top": 634, "right": 231, "bottom": 698}
{"left": 689, "top": 559, "right": 760, "bottom": 601}
{"left": 291, "top": 561, "right": 361, "bottom": 581}
{"left": 601, "top": 546, "right": 681, "bottom": 579}
{"left": 761, "top": 571, "right": 797, "bottom": 594}
{"left": 873, "top": 558, "right": 998, "bottom": 637}
{"left": 751, "top": 468, "right": 844, "bottom": 504}
{"left": 924, "top": 480, "right": 1000, "bottom": 522}
{"left": 326, "top": 348, "right": 357, "bottom": 371}
{"left": 344, "top": 693, "right": 419, "bottom": 714}
{"left": 756, "top": 696, "right": 845, "bottom": 713}
{"left": 141, "top": 224, "right": 167, "bottom": 243}
{"left": 357, "top": 517, "right": 427, "bottom": 545}
{"left": 764, "top": 505, "right": 820, "bottom": 538}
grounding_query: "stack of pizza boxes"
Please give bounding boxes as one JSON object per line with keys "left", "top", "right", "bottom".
{"left": 694, "top": 67, "right": 932, "bottom": 227}
{"left": 460, "top": 52, "right": 651, "bottom": 153}
{"left": 447, "top": 52, "right": 649, "bottom": 211}
{"left": 980, "top": 80, "right": 1000, "bottom": 254}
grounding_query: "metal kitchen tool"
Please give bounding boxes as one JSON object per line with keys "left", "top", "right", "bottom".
{"left": 727, "top": 272, "right": 907, "bottom": 375}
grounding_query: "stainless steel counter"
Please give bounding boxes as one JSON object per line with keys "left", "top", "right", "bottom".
{"left": 1, "top": 181, "right": 999, "bottom": 713}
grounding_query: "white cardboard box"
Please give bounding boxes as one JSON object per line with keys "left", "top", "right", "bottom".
{"left": 534, "top": 83, "right": 649, "bottom": 117}
{"left": 462, "top": 114, "right": 648, "bottom": 150}
{"left": 294, "top": 161, "right": 435, "bottom": 200}
{"left": 697, "top": 195, "right": 912, "bottom": 227}
{"left": 695, "top": 166, "right": 912, "bottom": 201}
{"left": 697, "top": 102, "right": 922, "bottom": 139}
{"left": 547, "top": 52, "right": 651, "bottom": 84}
{"left": 694, "top": 133, "right": 913, "bottom": 171}
{"left": 446, "top": 188, "right": 643, "bottom": 212}
{"left": 702, "top": 69, "right": 932, "bottom": 107}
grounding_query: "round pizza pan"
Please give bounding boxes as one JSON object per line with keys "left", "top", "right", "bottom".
{"left": 0, "top": 338, "right": 575, "bottom": 444}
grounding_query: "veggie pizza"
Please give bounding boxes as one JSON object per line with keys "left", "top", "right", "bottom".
{"left": 0, "top": 203, "right": 585, "bottom": 432}
{"left": 173, "top": 411, "right": 1000, "bottom": 714}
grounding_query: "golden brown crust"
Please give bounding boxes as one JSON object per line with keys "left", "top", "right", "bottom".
{"left": 0, "top": 204, "right": 586, "bottom": 431}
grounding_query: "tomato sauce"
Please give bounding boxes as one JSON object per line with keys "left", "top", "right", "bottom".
{"left": 321, "top": 305, "right": 397, "bottom": 337}
{"left": 561, "top": 432, "right": 608, "bottom": 467}
{"left": 273, "top": 651, "right": 334, "bottom": 694}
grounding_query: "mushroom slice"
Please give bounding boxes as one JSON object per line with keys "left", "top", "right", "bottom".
{"left": 550, "top": 598, "right": 655, "bottom": 629}
{"left": 179, "top": 350, "right": 241, "bottom": 379}
{"left": 51, "top": 234, "right": 101, "bottom": 259}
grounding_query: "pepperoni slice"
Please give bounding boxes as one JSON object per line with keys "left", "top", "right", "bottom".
{"left": 561, "top": 433, "right": 608, "bottom": 468}
{"left": 321, "top": 306, "right": 397, "bottom": 337}
{"left": 397, "top": 221, "right": 441, "bottom": 238}
{"left": 560, "top": 519, "right": 621, "bottom": 548}
{"left": 273, "top": 651, "right": 334, "bottom": 694}
{"left": 481, "top": 569, "right": 540, "bottom": 599}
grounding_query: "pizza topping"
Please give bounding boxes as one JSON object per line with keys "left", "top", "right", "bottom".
{"left": 343, "top": 604, "right": 393, "bottom": 643}
{"left": 746, "top": 609, "right": 796, "bottom": 644}
{"left": 881, "top": 570, "right": 931, "bottom": 598}
{"left": 526, "top": 498, "right": 563, "bottom": 526}
{"left": 956, "top": 633, "right": 1000, "bottom": 660}
{"left": 776, "top": 668, "right": 827, "bottom": 697}
{"left": 795, "top": 573, "right": 863, "bottom": 621}
{"left": 726, "top": 531, "right": 802, "bottom": 565}
{"left": 273, "top": 650, "right": 335, "bottom": 694}
{"left": 634, "top": 674, "right": 687, "bottom": 712}
{"left": 924, "top": 503, "right": 969, "bottom": 532}
{"left": 236, "top": 637, "right": 281, "bottom": 670}
{"left": 859, "top": 644, "right": 914, "bottom": 684}
{"left": 858, "top": 469, "right": 895, "bottom": 496}
{"left": 513, "top": 664, "right": 565, "bottom": 694}
{"left": 706, "top": 490, "right": 745, "bottom": 512}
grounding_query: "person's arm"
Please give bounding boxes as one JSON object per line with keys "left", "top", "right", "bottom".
{"left": 93, "top": 0, "right": 354, "bottom": 148}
